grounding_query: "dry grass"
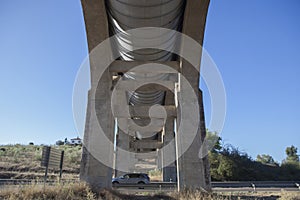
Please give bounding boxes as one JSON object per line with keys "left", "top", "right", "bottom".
{"left": 0, "top": 183, "right": 95, "bottom": 200}
{"left": 0, "top": 184, "right": 172, "bottom": 200}
{"left": 279, "top": 191, "right": 300, "bottom": 200}
{"left": 213, "top": 191, "right": 300, "bottom": 200}
{"left": 2, "top": 184, "right": 299, "bottom": 200}
{"left": 171, "top": 189, "right": 225, "bottom": 200}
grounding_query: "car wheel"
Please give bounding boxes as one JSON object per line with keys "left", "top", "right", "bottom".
{"left": 138, "top": 181, "right": 145, "bottom": 189}
{"left": 112, "top": 181, "right": 119, "bottom": 186}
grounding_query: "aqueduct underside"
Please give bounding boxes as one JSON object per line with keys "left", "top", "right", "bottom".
{"left": 80, "top": 0, "right": 211, "bottom": 191}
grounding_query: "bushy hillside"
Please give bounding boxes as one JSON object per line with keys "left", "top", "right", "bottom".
{"left": 207, "top": 132, "right": 300, "bottom": 181}
{"left": 0, "top": 144, "right": 81, "bottom": 180}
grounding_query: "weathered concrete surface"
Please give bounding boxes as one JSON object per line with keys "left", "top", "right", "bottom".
{"left": 162, "top": 118, "right": 177, "bottom": 182}
{"left": 114, "top": 128, "right": 135, "bottom": 177}
{"left": 80, "top": 0, "right": 211, "bottom": 191}
{"left": 173, "top": 0, "right": 211, "bottom": 191}
{"left": 79, "top": 0, "right": 114, "bottom": 191}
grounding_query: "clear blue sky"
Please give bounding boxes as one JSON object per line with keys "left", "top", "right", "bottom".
{"left": 0, "top": 0, "right": 299, "bottom": 163}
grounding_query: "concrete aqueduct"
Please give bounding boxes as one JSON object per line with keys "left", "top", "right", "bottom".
{"left": 79, "top": 0, "right": 211, "bottom": 191}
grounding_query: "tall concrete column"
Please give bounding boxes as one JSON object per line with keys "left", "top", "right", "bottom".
{"left": 198, "top": 90, "right": 211, "bottom": 188}
{"left": 80, "top": 0, "right": 115, "bottom": 190}
{"left": 114, "top": 127, "right": 135, "bottom": 177}
{"left": 80, "top": 68, "right": 115, "bottom": 190}
{"left": 176, "top": 87, "right": 210, "bottom": 190}
{"left": 174, "top": 0, "right": 211, "bottom": 190}
{"left": 162, "top": 118, "right": 177, "bottom": 182}
{"left": 161, "top": 89, "right": 177, "bottom": 182}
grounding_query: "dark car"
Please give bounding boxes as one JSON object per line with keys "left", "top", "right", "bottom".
{"left": 112, "top": 173, "right": 150, "bottom": 185}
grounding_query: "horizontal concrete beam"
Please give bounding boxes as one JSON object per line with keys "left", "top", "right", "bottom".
{"left": 109, "top": 60, "right": 180, "bottom": 73}
{"left": 113, "top": 105, "right": 176, "bottom": 118}
{"left": 115, "top": 80, "right": 175, "bottom": 91}
{"left": 135, "top": 151, "right": 158, "bottom": 159}
{"left": 130, "top": 140, "right": 163, "bottom": 149}
{"left": 135, "top": 159, "right": 157, "bottom": 165}
{"left": 118, "top": 118, "right": 165, "bottom": 132}
{"left": 129, "top": 124, "right": 164, "bottom": 133}
{"left": 134, "top": 165, "right": 157, "bottom": 171}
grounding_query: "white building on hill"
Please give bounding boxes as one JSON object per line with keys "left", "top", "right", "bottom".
{"left": 70, "top": 137, "right": 82, "bottom": 145}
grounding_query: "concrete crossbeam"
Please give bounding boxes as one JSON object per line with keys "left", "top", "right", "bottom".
{"left": 113, "top": 105, "right": 176, "bottom": 118}
{"left": 130, "top": 140, "right": 163, "bottom": 150}
{"left": 115, "top": 80, "right": 175, "bottom": 91}
{"left": 109, "top": 60, "right": 180, "bottom": 73}
{"left": 135, "top": 151, "right": 158, "bottom": 159}
{"left": 118, "top": 118, "right": 165, "bottom": 132}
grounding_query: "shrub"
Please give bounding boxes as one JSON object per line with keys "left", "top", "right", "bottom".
{"left": 56, "top": 140, "right": 64, "bottom": 146}
{"left": 149, "top": 169, "right": 162, "bottom": 177}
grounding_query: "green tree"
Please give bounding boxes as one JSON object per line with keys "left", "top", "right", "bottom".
{"left": 256, "top": 154, "right": 276, "bottom": 165}
{"left": 206, "top": 130, "right": 222, "bottom": 153}
{"left": 285, "top": 145, "right": 299, "bottom": 163}
{"left": 217, "top": 155, "right": 236, "bottom": 180}
{"left": 206, "top": 130, "right": 223, "bottom": 180}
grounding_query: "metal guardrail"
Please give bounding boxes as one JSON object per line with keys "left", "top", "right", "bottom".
{"left": 212, "top": 181, "right": 300, "bottom": 188}
{"left": 0, "top": 179, "right": 79, "bottom": 186}
{"left": 211, "top": 181, "right": 300, "bottom": 192}
{"left": 113, "top": 181, "right": 300, "bottom": 192}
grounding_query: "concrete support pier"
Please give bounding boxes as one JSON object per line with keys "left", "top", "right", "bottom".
{"left": 80, "top": 0, "right": 211, "bottom": 191}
